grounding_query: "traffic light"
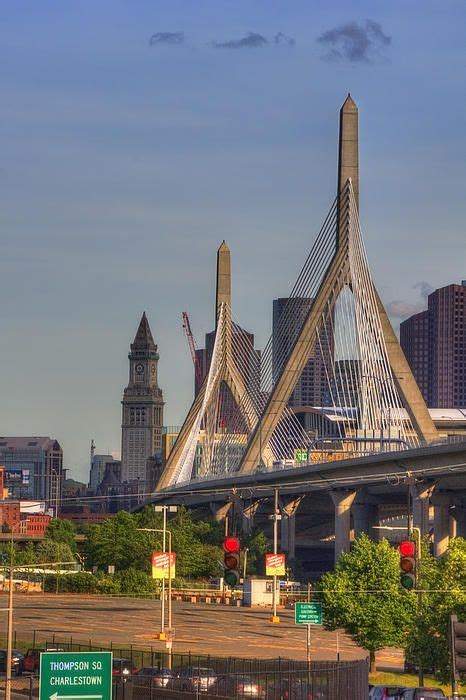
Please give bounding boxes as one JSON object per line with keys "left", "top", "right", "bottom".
{"left": 223, "top": 536, "right": 240, "bottom": 587}
{"left": 450, "top": 615, "right": 466, "bottom": 684}
{"left": 399, "top": 540, "right": 416, "bottom": 589}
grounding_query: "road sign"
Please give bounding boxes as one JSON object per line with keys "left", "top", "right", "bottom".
{"left": 39, "top": 651, "right": 112, "bottom": 700}
{"left": 266, "top": 553, "right": 286, "bottom": 577}
{"left": 295, "top": 601, "right": 323, "bottom": 625}
{"left": 152, "top": 551, "right": 176, "bottom": 579}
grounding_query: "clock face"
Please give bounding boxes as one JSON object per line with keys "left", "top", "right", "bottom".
{"left": 151, "top": 364, "right": 156, "bottom": 374}
{"left": 135, "top": 363, "right": 144, "bottom": 374}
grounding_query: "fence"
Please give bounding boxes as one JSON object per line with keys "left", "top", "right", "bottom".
{"left": 0, "top": 662, "right": 368, "bottom": 700}
{"left": 4, "top": 634, "right": 368, "bottom": 699}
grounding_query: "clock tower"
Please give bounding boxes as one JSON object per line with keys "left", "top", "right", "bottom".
{"left": 121, "top": 312, "right": 164, "bottom": 484}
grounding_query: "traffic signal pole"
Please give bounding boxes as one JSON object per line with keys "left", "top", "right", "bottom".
{"left": 375, "top": 523, "right": 423, "bottom": 686}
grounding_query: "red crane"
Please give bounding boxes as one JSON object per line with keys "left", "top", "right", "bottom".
{"left": 182, "top": 312, "right": 203, "bottom": 388}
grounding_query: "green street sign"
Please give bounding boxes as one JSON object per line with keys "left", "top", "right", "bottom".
{"left": 295, "top": 601, "right": 323, "bottom": 625}
{"left": 39, "top": 652, "right": 112, "bottom": 700}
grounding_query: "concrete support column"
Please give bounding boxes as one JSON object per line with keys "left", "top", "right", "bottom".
{"left": 279, "top": 497, "right": 303, "bottom": 561}
{"left": 411, "top": 482, "right": 436, "bottom": 538}
{"left": 352, "top": 502, "right": 378, "bottom": 541}
{"left": 330, "top": 490, "right": 357, "bottom": 562}
{"left": 453, "top": 504, "right": 466, "bottom": 539}
{"left": 280, "top": 514, "right": 297, "bottom": 560}
{"left": 432, "top": 493, "right": 452, "bottom": 557}
{"left": 210, "top": 502, "right": 232, "bottom": 523}
{"left": 241, "top": 500, "right": 261, "bottom": 534}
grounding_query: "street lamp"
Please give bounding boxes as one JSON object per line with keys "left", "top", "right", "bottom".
{"left": 136, "top": 527, "right": 174, "bottom": 638}
{"left": 5, "top": 519, "right": 30, "bottom": 700}
{"left": 268, "top": 489, "right": 281, "bottom": 624}
{"left": 373, "top": 524, "right": 423, "bottom": 686}
{"left": 3, "top": 559, "right": 75, "bottom": 700}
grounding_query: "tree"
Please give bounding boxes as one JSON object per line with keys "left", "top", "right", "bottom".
{"left": 45, "top": 518, "right": 77, "bottom": 552}
{"left": 319, "top": 535, "right": 416, "bottom": 671}
{"left": 116, "top": 568, "right": 154, "bottom": 595}
{"left": 406, "top": 537, "right": 466, "bottom": 680}
{"left": 86, "top": 511, "right": 143, "bottom": 570}
{"left": 36, "top": 539, "right": 75, "bottom": 564}
{"left": 240, "top": 529, "right": 269, "bottom": 576}
{"left": 85, "top": 507, "right": 229, "bottom": 579}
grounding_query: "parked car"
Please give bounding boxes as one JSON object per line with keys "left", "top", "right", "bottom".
{"left": 19, "top": 648, "right": 64, "bottom": 675}
{"left": 0, "top": 650, "right": 24, "bottom": 675}
{"left": 135, "top": 667, "right": 174, "bottom": 688}
{"left": 398, "top": 689, "right": 445, "bottom": 699}
{"left": 214, "top": 674, "right": 265, "bottom": 698}
{"left": 266, "top": 678, "right": 324, "bottom": 699}
{"left": 369, "top": 687, "right": 407, "bottom": 699}
{"left": 172, "top": 666, "right": 217, "bottom": 693}
{"left": 112, "top": 658, "right": 138, "bottom": 682}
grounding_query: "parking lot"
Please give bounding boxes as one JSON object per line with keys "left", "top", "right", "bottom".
{"left": 0, "top": 594, "right": 403, "bottom": 670}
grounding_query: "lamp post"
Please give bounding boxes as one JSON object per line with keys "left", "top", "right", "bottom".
{"left": 136, "top": 527, "right": 174, "bottom": 635}
{"left": 4, "top": 559, "right": 75, "bottom": 700}
{"left": 373, "top": 524, "right": 423, "bottom": 685}
{"left": 6, "top": 519, "right": 30, "bottom": 700}
{"left": 269, "top": 489, "right": 281, "bottom": 623}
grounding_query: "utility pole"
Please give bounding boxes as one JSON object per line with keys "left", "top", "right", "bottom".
{"left": 270, "top": 489, "right": 281, "bottom": 623}
{"left": 151, "top": 506, "right": 178, "bottom": 640}
{"left": 5, "top": 565, "right": 13, "bottom": 700}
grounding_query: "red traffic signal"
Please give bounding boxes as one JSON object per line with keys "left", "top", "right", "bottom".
{"left": 223, "top": 536, "right": 240, "bottom": 553}
{"left": 399, "top": 541, "right": 415, "bottom": 557}
{"left": 223, "top": 536, "right": 240, "bottom": 587}
{"left": 399, "top": 540, "right": 416, "bottom": 589}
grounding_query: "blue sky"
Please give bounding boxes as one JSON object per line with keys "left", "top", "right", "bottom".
{"left": 1, "top": 1, "right": 465, "bottom": 482}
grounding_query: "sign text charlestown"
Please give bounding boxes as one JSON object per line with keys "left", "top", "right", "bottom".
{"left": 39, "top": 652, "right": 112, "bottom": 700}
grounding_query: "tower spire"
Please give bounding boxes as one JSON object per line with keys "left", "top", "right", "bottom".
{"left": 216, "top": 240, "right": 231, "bottom": 323}
{"left": 131, "top": 311, "right": 157, "bottom": 352}
{"left": 338, "top": 93, "right": 359, "bottom": 210}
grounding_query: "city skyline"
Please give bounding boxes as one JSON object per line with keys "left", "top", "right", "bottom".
{"left": 1, "top": 1, "right": 466, "bottom": 481}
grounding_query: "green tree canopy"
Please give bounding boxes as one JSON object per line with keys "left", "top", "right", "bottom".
{"left": 45, "top": 518, "right": 77, "bottom": 552}
{"left": 85, "top": 507, "right": 224, "bottom": 579}
{"left": 319, "top": 534, "right": 416, "bottom": 671}
{"left": 36, "top": 539, "right": 76, "bottom": 564}
{"left": 406, "top": 537, "right": 466, "bottom": 680}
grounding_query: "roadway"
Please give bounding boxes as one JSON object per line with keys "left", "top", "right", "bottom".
{"left": 1, "top": 594, "right": 403, "bottom": 670}
{"left": 146, "top": 440, "right": 466, "bottom": 507}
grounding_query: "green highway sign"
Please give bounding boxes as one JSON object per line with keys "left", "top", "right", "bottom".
{"left": 295, "top": 601, "right": 323, "bottom": 625}
{"left": 39, "top": 652, "right": 112, "bottom": 700}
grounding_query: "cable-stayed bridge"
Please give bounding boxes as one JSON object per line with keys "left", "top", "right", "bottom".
{"left": 147, "top": 96, "right": 466, "bottom": 563}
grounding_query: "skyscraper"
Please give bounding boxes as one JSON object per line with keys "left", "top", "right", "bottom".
{"left": 272, "top": 298, "right": 332, "bottom": 407}
{"left": 399, "top": 310, "right": 430, "bottom": 402}
{"left": 400, "top": 281, "right": 466, "bottom": 408}
{"left": 121, "top": 313, "right": 164, "bottom": 483}
{"left": 429, "top": 282, "right": 466, "bottom": 407}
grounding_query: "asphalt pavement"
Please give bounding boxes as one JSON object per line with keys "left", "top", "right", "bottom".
{"left": 0, "top": 594, "right": 403, "bottom": 670}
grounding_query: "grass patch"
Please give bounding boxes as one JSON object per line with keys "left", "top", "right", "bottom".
{"left": 370, "top": 669, "right": 466, "bottom": 695}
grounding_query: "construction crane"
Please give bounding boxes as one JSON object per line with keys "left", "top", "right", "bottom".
{"left": 182, "top": 312, "right": 203, "bottom": 388}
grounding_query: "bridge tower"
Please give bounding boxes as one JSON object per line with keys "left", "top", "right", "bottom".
{"left": 236, "top": 95, "right": 437, "bottom": 474}
{"left": 157, "top": 242, "right": 265, "bottom": 489}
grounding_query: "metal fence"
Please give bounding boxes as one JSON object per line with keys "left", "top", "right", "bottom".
{"left": 9, "top": 635, "right": 368, "bottom": 699}
{"left": 0, "top": 662, "right": 369, "bottom": 700}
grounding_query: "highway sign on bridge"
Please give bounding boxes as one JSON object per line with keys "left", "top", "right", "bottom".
{"left": 39, "top": 652, "right": 112, "bottom": 700}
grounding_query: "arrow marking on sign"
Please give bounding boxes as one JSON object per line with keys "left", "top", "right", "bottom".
{"left": 50, "top": 694, "right": 102, "bottom": 700}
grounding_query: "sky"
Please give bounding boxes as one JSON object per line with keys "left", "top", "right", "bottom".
{"left": 1, "top": 1, "right": 466, "bottom": 483}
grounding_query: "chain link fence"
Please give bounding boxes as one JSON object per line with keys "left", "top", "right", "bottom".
{"left": 0, "top": 635, "right": 369, "bottom": 699}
